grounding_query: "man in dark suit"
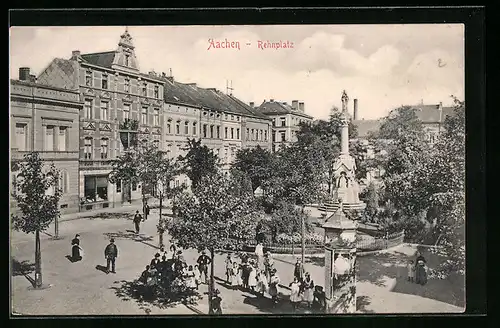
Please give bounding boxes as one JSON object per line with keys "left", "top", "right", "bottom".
{"left": 104, "top": 238, "right": 118, "bottom": 274}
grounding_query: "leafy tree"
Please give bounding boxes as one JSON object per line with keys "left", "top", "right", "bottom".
{"left": 168, "top": 172, "right": 259, "bottom": 314}
{"left": 361, "top": 182, "right": 379, "bottom": 222}
{"left": 108, "top": 145, "right": 141, "bottom": 205}
{"left": 231, "top": 145, "right": 274, "bottom": 192}
{"left": 11, "top": 152, "right": 61, "bottom": 288}
{"left": 178, "top": 138, "right": 220, "bottom": 189}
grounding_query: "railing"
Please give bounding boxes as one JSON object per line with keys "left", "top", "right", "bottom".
{"left": 79, "top": 159, "right": 113, "bottom": 169}
{"left": 11, "top": 150, "right": 79, "bottom": 161}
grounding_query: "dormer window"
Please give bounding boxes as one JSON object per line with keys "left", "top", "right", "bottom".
{"left": 124, "top": 78, "right": 130, "bottom": 93}
{"left": 102, "top": 73, "right": 108, "bottom": 89}
{"left": 142, "top": 82, "right": 147, "bottom": 97}
{"left": 85, "top": 70, "right": 93, "bottom": 86}
{"left": 125, "top": 54, "right": 130, "bottom": 67}
{"left": 154, "top": 85, "right": 159, "bottom": 99}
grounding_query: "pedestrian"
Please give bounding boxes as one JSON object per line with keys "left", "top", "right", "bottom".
{"left": 407, "top": 259, "right": 415, "bottom": 282}
{"left": 193, "top": 265, "right": 201, "bottom": 290}
{"left": 289, "top": 276, "right": 302, "bottom": 311}
{"left": 71, "top": 234, "right": 83, "bottom": 262}
{"left": 177, "top": 250, "right": 186, "bottom": 264}
{"left": 104, "top": 238, "right": 118, "bottom": 274}
{"left": 312, "top": 286, "right": 326, "bottom": 313}
{"left": 248, "top": 264, "right": 257, "bottom": 292}
{"left": 197, "top": 250, "right": 211, "bottom": 284}
{"left": 230, "top": 261, "right": 240, "bottom": 288}
{"left": 211, "top": 289, "right": 223, "bottom": 315}
{"left": 159, "top": 246, "right": 168, "bottom": 259}
{"left": 150, "top": 253, "right": 161, "bottom": 269}
{"left": 144, "top": 203, "right": 151, "bottom": 220}
{"left": 414, "top": 252, "right": 428, "bottom": 285}
{"left": 254, "top": 242, "right": 264, "bottom": 270}
{"left": 225, "top": 253, "right": 233, "bottom": 283}
{"left": 294, "top": 259, "right": 304, "bottom": 282}
{"left": 133, "top": 210, "right": 143, "bottom": 234}
{"left": 139, "top": 265, "right": 150, "bottom": 284}
{"left": 169, "top": 244, "right": 177, "bottom": 259}
{"left": 302, "top": 272, "right": 315, "bottom": 308}
{"left": 242, "top": 261, "right": 250, "bottom": 289}
{"left": 269, "top": 269, "right": 280, "bottom": 304}
{"left": 264, "top": 251, "right": 274, "bottom": 281}
{"left": 257, "top": 269, "right": 268, "bottom": 297}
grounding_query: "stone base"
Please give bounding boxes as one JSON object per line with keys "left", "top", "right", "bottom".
{"left": 27, "top": 283, "right": 53, "bottom": 291}
{"left": 320, "top": 201, "right": 366, "bottom": 214}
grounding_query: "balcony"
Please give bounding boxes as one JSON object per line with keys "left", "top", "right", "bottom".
{"left": 80, "top": 159, "right": 113, "bottom": 170}
{"left": 10, "top": 149, "right": 79, "bottom": 161}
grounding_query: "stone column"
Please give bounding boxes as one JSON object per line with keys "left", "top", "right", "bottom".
{"left": 340, "top": 117, "right": 349, "bottom": 155}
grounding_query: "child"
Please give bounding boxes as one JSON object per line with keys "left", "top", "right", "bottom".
{"left": 407, "top": 260, "right": 415, "bottom": 282}
{"left": 257, "top": 269, "right": 268, "bottom": 297}
{"left": 289, "top": 276, "right": 301, "bottom": 311}
{"left": 194, "top": 264, "right": 201, "bottom": 290}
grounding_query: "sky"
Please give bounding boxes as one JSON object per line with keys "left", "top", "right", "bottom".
{"left": 9, "top": 25, "right": 464, "bottom": 120}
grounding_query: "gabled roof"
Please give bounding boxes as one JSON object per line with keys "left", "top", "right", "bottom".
{"left": 257, "top": 101, "right": 313, "bottom": 119}
{"left": 411, "top": 104, "right": 455, "bottom": 123}
{"left": 80, "top": 51, "right": 116, "bottom": 68}
{"left": 162, "top": 78, "right": 270, "bottom": 119}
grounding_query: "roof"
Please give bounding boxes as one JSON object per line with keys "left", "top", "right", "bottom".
{"left": 257, "top": 101, "right": 313, "bottom": 119}
{"left": 80, "top": 51, "right": 116, "bottom": 68}
{"left": 411, "top": 104, "right": 455, "bottom": 123}
{"left": 353, "top": 119, "right": 382, "bottom": 138}
{"left": 161, "top": 78, "right": 269, "bottom": 119}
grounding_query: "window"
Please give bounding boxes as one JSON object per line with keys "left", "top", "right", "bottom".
{"left": 124, "top": 78, "right": 130, "bottom": 93}
{"left": 85, "top": 71, "right": 92, "bottom": 86}
{"left": 84, "top": 137, "right": 92, "bottom": 159}
{"left": 246, "top": 128, "right": 250, "bottom": 141}
{"left": 210, "top": 125, "right": 214, "bottom": 138}
{"left": 225, "top": 127, "right": 228, "bottom": 139}
{"left": 216, "top": 126, "right": 220, "bottom": 139}
{"left": 192, "top": 122, "right": 197, "bottom": 135}
{"left": 84, "top": 99, "right": 93, "bottom": 119}
{"left": 184, "top": 121, "right": 189, "bottom": 134}
{"left": 141, "top": 107, "right": 148, "bottom": 125}
{"left": 45, "top": 126, "right": 54, "bottom": 151}
{"left": 251, "top": 129, "right": 255, "bottom": 141}
{"left": 15, "top": 123, "right": 27, "bottom": 151}
{"left": 264, "top": 130, "right": 268, "bottom": 141}
{"left": 102, "top": 74, "right": 108, "bottom": 89}
{"left": 280, "top": 131, "right": 286, "bottom": 142}
{"left": 123, "top": 103, "right": 130, "bottom": 120}
{"left": 132, "top": 181, "right": 137, "bottom": 191}
{"left": 224, "top": 114, "right": 228, "bottom": 120}
{"left": 142, "top": 82, "right": 147, "bottom": 97}
{"left": 175, "top": 121, "right": 180, "bottom": 134}
{"left": 272, "top": 119, "right": 276, "bottom": 126}
{"left": 153, "top": 139, "right": 159, "bottom": 148}
{"left": 58, "top": 170, "right": 69, "bottom": 194}
{"left": 231, "top": 128, "right": 234, "bottom": 139}
{"left": 125, "top": 54, "right": 130, "bottom": 67}
{"left": 167, "top": 121, "right": 171, "bottom": 134}
{"left": 100, "top": 138, "right": 108, "bottom": 159}
{"left": 236, "top": 116, "right": 240, "bottom": 122}
{"left": 84, "top": 175, "right": 108, "bottom": 203}
{"left": 231, "top": 115, "right": 234, "bottom": 121}
{"left": 259, "top": 130, "right": 263, "bottom": 141}
{"left": 154, "top": 85, "right": 159, "bottom": 99}
{"left": 116, "top": 180, "right": 122, "bottom": 193}
{"left": 153, "top": 108, "right": 159, "bottom": 126}
{"left": 272, "top": 132, "right": 276, "bottom": 142}
{"left": 236, "top": 128, "right": 240, "bottom": 140}
{"left": 224, "top": 148, "right": 228, "bottom": 162}
{"left": 203, "top": 124, "right": 207, "bottom": 138}
{"left": 166, "top": 144, "right": 172, "bottom": 158}
{"left": 58, "top": 127, "right": 67, "bottom": 151}
{"left": 101, "top": 101, "right": 109, "bottom": 121}
{"left": 280, "top": 117, "right": 286, "bottom": 127}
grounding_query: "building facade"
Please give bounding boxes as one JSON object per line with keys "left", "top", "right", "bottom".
{"left": 34, "top": 28, "right": 272, "bottom": 210}
{"left": 10, "top": 69, "right": 82, "bottom": 214}
{"left": 255, "top": 99, "right": 313, "bottom": 152}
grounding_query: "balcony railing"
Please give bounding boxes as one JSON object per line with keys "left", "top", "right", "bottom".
{"left": 80, "top": 159, "right": 113, "bottom": 169}
{"left": 10, "top": 149, "right": 79, "bottom": 161}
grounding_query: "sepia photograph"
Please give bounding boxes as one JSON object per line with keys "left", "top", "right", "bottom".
{"left": 10, "top": 21, "right": 466, "bottom": 316}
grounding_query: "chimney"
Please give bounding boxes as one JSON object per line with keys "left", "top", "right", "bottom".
{"left": 249, "top": 102, "right": 254, "bottom": 107}
{"left": 353, "top": 98, "right": 359, "bottom": 120}
{"left": 29, "top": 74, "right": 37, "bottom": 83}
{"left": 283, "top": 102, "right": 287, "bottom": 105}
{"left": 292, "top": 100, "right": 299, "bottom": 110}
{"left": 270, "top": 99, "right": 274, "bottom": 102}
{"left": 71, "top": 50, "right": 81, "bottom": 60}
{"left": 19, "top": 67, "right": 30, "bottom": 81}
{"left": 438, "top": 102, "right": 443, "bottom": 110}
{"left": 299, "top": 102, "right": 305, "bottom": 112}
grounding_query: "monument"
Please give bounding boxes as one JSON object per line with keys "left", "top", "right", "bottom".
{"left": 321, "top": 90, "right": 365, "bottom": 314}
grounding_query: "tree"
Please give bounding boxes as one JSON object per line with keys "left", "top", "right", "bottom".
{"left": 361, "top": 182, "right": 379, "bottom": 222}
{"left": 178, "top": 138, "right": 220, "bottom": 189}
{"left": 168, "top": 172, "right": 259, "bottom": 314}
{"left": 231, "top": 145, "right": 274, "bottom": 192}
{"left": 108, "top": 147, "right": 140, "bottom": 205}
{"left": 11, "top": 152, "right": 61, "bottom": 288}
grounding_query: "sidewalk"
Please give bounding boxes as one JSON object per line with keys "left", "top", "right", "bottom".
{"left": 59, "top": 203, "right": 144, "bottom": 222}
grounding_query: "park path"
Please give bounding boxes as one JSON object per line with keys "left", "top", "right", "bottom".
{"left": 10, "top": 207, "right": 464, "bottom": 315}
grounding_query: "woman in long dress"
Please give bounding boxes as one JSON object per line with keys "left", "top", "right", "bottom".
{"left": 289, "top": 277, "right": 302, "bottom": 311}
{"left": 248, "top": 265, "right": 257, "bottom": 292}
{"left": 414, "top": 252, "right": 428, "bottom": 285}
{"left": 71, "top": 234, "right": 82, "bottom": 262}
{"left": 302, "top": 273, "right": 315, "bottom": 308}
{"left": 185, "top": 265, "right": 197, "bottom": 290}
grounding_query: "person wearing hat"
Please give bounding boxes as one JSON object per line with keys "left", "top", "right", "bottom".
{"left": 197, "top": 250, "right": 211, "bottom": 284}
{"left": 71, "top": 234, "right": 83, "bottom": 262}
{"left": 133, "top": 210, "right": 143, "bottom": 234}
{"left": 104, "top": 238, "right": 118, "bottom": 274}
{"left": 210, "top": 289, "right": 223, "bottom": 315}
{"left": 150, "top": 253, "right": 161, "bottom": 269}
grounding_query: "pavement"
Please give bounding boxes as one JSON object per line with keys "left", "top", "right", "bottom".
{"left": 10, "top": 206, "right": 464, "bottom": 315}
